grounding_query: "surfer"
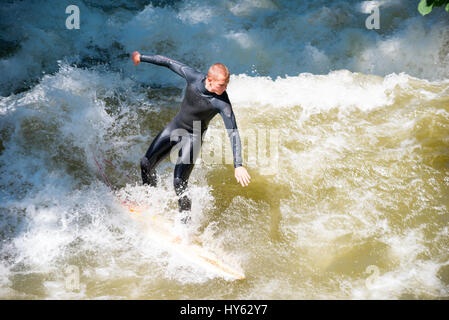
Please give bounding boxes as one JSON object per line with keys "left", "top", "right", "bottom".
{"left": 132, "top": 51, "right": 251, "bottom": 222}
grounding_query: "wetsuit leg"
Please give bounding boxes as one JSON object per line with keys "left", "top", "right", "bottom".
{"left": 173, "top": 132, "right": 202, "bottom": 218}
{"left": 140, "top": 123, "right": 177, "bottom": 186}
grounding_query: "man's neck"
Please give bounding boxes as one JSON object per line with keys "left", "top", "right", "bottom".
{"left": 203, "top": 78, "right": 214, "bottom": 95}
{"left": 205, "top": 81, "right": 213, "bottom": 93}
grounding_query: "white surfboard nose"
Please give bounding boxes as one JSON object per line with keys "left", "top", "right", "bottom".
{"left": 118, "top": 198, "right": 245, "bottom": 281}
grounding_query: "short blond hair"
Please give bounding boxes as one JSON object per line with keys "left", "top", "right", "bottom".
{"left": 207, "top": 63, "right": 230, "bottom": 82}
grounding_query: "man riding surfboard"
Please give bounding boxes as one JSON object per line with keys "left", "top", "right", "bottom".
{"left": 132, "top": 51, "right": 251, "bottom": 222}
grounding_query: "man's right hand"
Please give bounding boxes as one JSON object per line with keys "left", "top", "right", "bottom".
{"left": 132, "top": 51, "right": 141, "bottom": 66}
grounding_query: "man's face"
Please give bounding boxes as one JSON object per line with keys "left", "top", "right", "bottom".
{"left": 207, "top": 74, "right": 229, "bottom": 95}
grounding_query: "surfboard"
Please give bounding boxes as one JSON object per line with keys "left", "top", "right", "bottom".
{"left": 119, "top": 200, "right": 246, "bottom": 281}
{"left": 90, "top": 154, "right": 244, "bottom": 280}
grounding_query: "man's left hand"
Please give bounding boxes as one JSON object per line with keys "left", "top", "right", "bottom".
{"left": 235, "top": 166, "right": 251, "bottom": 187}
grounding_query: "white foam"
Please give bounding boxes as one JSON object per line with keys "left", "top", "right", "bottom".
{"left": 2, "top": 0, "right": 448, "bottom": 96}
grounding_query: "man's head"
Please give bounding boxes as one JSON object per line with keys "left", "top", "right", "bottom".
{"left": 206, "top": 63, "right": 230, "bottom": 95}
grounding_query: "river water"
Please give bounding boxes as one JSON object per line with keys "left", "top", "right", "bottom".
{"left": 0, "top": 0, "right": 448, "bottom": 299}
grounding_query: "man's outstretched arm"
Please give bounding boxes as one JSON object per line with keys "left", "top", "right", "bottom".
{"left": 132, "top": 51, "right": 199, "bottom": 81}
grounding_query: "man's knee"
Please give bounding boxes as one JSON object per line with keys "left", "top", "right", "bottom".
{"left": 140, "top": 156, "right": 150, "bottom": 170}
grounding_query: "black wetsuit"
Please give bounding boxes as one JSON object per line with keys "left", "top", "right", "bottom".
{"left": 139, "top": 54, "right": 243, "bottom": 213}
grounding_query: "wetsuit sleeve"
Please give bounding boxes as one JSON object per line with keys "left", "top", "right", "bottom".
{"left": 215, "top": 93, "right": 243, "bottom": 168}
{"left": 140, "top": 54, "right": 200, "bottom": 82}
